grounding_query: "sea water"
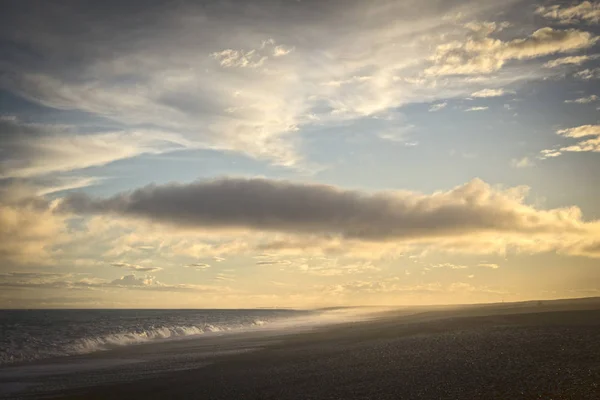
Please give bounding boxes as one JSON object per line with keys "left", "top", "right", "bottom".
{"left": 0, "top": 308, "right": 313, "bottom": 366}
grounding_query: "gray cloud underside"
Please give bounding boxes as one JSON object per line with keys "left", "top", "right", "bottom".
{"left": 60, "top": 177, "right": 586, "bottom": 241}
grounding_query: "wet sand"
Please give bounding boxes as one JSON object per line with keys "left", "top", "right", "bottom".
{"left": 5, "top": 298, "right": 600, "bottom": 400}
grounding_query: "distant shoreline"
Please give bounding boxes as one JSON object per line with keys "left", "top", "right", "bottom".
{"left": 1, "top": 295, "right": 599, "bottom": 311}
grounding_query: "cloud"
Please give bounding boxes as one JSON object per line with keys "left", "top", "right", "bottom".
{"left": 465, "top": 106, "right": 489, "bottom": 111}
{"left": 256, "top": 260, "right": 292, "bottom": 265}
{"left": 184, "top": 263, "right": 211, "bottom": 270}
{"left": 34, "top": 176, "right": 104, "bottom": 196}
{"left": 214, "top": 273, "right": 236, "bottom": 282}
{"left": 0, "top": 272, "right": 83, "bottom": 289}
{"left": 565, "top": 95, "right": 599, "bottom": 104}
{"left": 536, "top": 2, "right": 600, "bottom": 24}
{"left": 378, "top": 125, "right": 418, "bottom": 144}
{"left": 558, "top": 125, "right": 600, "bottom": 138}
{"left": 268, "top": 280, "right": 292, "bottom": 287}
{"left": 50, "top": 176, "right": 600, "bottom": 261}
{"left": 477, "top": 263, "right": 499, "bottom": 269}
{"left": 255, "top": 253, "right": 378, "bottom": 275}
{"left": 60, "top": 177, "right": 594, "bottom": 244}
{"left": 426, "top": 27, "right": 597, "bottom": 76}
{"left": 273, "top": 45, "right": 294, "bottom": 57}
{"left": 510, "top": 156, "right": 535, "bottom": 168}
{"left": 210, "top": 39, "right": 292, "bottom": 67}
{"left": 432, "top": 263, "right": 468, "bottom": 269}
{"left": 0, "top": 186, "right": 64, "bottom": 265}
{"left": 463, "top": 21, "right": 511, "bottom": 34}
{"left": 0, "top": 1, "right": 577, "bottom": 172}
{"left": 574, "top": 67, "right": 600, "bottom": 80}
{"left": 317, "top": 279, "right": 505, "bottom": 298}
{"left": 110, "top": 262, "right": 162, "bottom": 272}
{"left": 541, "top": 125, "right": 600, "bottom": 158}
{"left": 0, "top": 272, "right": 231, "bottom": 293}
{"left": 471, "top": 88, "right": 506, "bottom": 98}
{"left": 428, "top": 102, "right": 448, "bottom": 112}
{"left": 0, "top": 116, "right": 194, "bottom": 178}
{"left": 544, "top": 54, "right": 599, "bottom": 68}
{"left": 210, "top": 49, "right": 267, "bottom": 68}
{"left": 110, "top": 274, "right": 159, "bottom": 286}
{"left": 289, "top": 258, "right": 379, "bottom": 276}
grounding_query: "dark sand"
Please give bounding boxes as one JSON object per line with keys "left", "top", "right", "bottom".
{"left": 4, "top": 298, "right": 600, "bottom": 400}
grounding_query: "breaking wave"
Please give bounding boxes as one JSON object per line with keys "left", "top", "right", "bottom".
{"left": 0, "top": 308, "right": 377, "bottom": 366}
{"left": 69, "top": 323, "right": 229, "bottom": 354}
{"left": 1, "top": 317, "right": 273, "bottom": 366}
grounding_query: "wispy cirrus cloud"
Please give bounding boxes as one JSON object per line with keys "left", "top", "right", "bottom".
{"left": 565, "top": 95, "right": 599, "bottom": 104}
{"left": 0, "top": 116, "right": 194, "bottom": 179}
{"left": 110, "top": 262, "right": 162, "bottom": 272}
{"left": 428, "top": 102, "right": 448, "bottom": 112}
{"left": 0, "top": 272, "right": 231, "bottom": 293}
{"left": 536, "top": 2, "right": 600, "bottom": 24}
{"left": 432, "top": 263, "right": 468, "bottom": 269}
{"left": 574, "top": 67, "right": 600, "bottom": 80}
{"left": 465, "top": 106, "right": 489, "bottom": 111}
{"left": 510, "top": 157, "right": 535, "bottom": 168}
{"left": 478, "top": 263, "right": 500, "bottom": 269}
{"left": 184, "top": 263, "right": 212, "bottom": 270}
{"left": 1, "top": 0, "right": 587, "bottom": 174}
{"left": 426, "top": 27, "right": 597, "bottom": 76}
{"left": 544, "top": 54, "right": 600, "bottom": 68}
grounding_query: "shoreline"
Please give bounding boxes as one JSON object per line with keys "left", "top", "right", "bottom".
{"left": 2, "top": 297, "right": 599, "bottom": 399}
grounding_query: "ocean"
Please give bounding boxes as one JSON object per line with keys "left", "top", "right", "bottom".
{"left": 0, "top": 308, "right": 315, "bottom": 366}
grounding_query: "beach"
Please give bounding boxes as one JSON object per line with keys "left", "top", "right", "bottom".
{"left": 2, "top": 298, "right": 600, "bottom": 399}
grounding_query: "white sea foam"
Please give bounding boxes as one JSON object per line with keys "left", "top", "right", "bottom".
{"left": 69, "top": 325, "right": 207, "bottom": 354}
{"left": 0, "top": 308, "right": 382, "bottom": 366}
{"left": 0, "top": 319, "right": 269, "bottom": 365}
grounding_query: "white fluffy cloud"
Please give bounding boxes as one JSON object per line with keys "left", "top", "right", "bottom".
{"left": 471, "top": 89, "right": 506, "bottom": 98}
{"left": 558, "top": 125, "right": 600, "bottom": 138}
{"left": 540, "top": 125, "right": 600, "bottom": 158}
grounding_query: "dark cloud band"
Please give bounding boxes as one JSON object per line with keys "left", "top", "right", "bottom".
{"left": 59, "top": 177, "right": 584, "bottom": 240}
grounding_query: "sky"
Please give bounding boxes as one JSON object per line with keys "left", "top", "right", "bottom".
{"left": 0, "top": 0, "right": 599, "bottom": 309}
